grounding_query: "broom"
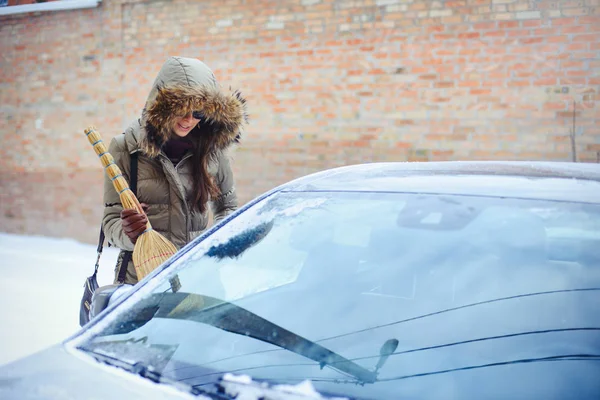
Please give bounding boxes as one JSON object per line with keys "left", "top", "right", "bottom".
{"left": 84, "top": 125, "right": 181, "bottom": 292}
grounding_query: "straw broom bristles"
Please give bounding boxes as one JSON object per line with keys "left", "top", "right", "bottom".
{"left": 84, "top": 126, "right": 181, "bottom": 291}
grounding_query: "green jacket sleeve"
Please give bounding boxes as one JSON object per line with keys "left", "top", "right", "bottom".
{"left": 210, "top": 149, "right": 238, "bottom": 224}
{"left": 101, "top": 135, "right": 135, "bottom": 251}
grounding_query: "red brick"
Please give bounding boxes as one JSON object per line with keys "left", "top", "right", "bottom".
{"left": 434, "top": 81, "right": 455, "bottom": 88}
{"left": 563, "top": 76, "right": 588, "bottom": 84}
{"left": 507, "top": 80, "right": 531, "bottom": 87}
{"left": 562, "top": 8, "right": 589, "bottom": 16}
{"left": 469, "top": 88, "right": 492, "bottom": 95}
{"left": 426, "top": 25, "right": 446, "bottom": 33}
{"left": 575, "top": 52, "right": 596, "bottom": 59}
{"left": 515, "top": 71, "right": 536, "bottom": 78}
{"left": 563, "top": 25, "right": 588, "bottom": 34}
{"left": 544, "top": 102, "right": 568, "bottom": 110}
{"left": 442, "top": 15, "right": 464, "bottom": 24}
{"left": 423, "top": 58, "right": 445, "bottom": 65}
{"left": 573, "top": 34, "right": 600, "bottom": 42}
{"left": 566, "top": 42, "right": 589, "bottom": 50}
{"left": 567, "top": 70, "right": 590, "bottom": 77}
{"left": 551, "top": 17, "right": 578, "bottom": 25}
{"left": 431, "top": 150, "right": 455, "bottom": 160}
{"left": 557, "top": 111, "right": 582, "bottom": 118}
{"left": 426, "top": 134, "right": 467, "bottom": 141}
{"left": 547, "top": 35, "right": 569, "bottom": 43}
{"left": 433, "top": 33, "right": 456, "bottom": 40}
{"left": 533, "top": 28, "right": 558, "bottom": 36}
{"left": 562, "top": 60, "right": 585, "bottom": 69}
{"left": 579, "top": 16, "right": 600, "bottom": 24}
{"left": 474, "top": 22, "right": 497, "bottom": 30}
{"left": 499, "top": 21, "right": 519, "bottom": 29}
{"left": 520, "top": 37, "right": 545, "bottom": 44}
{"left": 459, "top": 80, "right": 481, "bottom": 87}
{"left": 483, "top": 30, "right": 506, "bottom": 37}
{"left": 458, "top": 32, "right": 481, "bottom": 39}
{"left": 459, "top": 48, "right": 481, "bottom": 55}
{"left": 522, "top": 20, "right": 543, "bottom": 28}
{"left": 410, "top": 66, "right": 431, "bottom": 74}
{"left": 486, "top": 46, "right": 508, "bottom": 54}
{"left": 508, "top": 29, "right": 532, "bottom": 37}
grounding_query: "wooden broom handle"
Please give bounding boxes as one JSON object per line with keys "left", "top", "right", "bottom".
{"left": 84, "top": 126, "right": 145, "bottom": 214}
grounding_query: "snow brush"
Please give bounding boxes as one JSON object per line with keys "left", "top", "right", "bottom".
{"left": 84, "top": 126, "right": 181, "bottom": 292}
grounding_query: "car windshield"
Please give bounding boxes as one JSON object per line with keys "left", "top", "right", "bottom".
{"left": 77, "top": 190, "right": 600, "bottom": 399}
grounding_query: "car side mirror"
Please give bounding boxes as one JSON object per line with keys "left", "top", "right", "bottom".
{"left": 90, "top": 284, "right": 134, "bottom": 321}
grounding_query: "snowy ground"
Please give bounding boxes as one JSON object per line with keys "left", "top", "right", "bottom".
{"left": 0, "top": 232, "right": 120, "bottom": 366}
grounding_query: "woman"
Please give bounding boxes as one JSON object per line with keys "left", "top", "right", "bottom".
{"left": 102, "top": 56, "right": 248, "bottom": 285}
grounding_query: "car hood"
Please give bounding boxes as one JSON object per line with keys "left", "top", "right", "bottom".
{"left": 0, "top": 345, "right": 195, "bottom": 400}
{"left": 0, "top": 345, "right": 338, "bottom": 400}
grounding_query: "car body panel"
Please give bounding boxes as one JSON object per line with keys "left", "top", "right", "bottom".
{"left": 0, "top": 345, "right": 195, "bottom": 400}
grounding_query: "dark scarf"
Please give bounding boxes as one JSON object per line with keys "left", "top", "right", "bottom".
{"left": 163, "top": 137, "right": 194, "bottom": 165}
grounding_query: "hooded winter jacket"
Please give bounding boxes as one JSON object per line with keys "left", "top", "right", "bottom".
{"left": 102, "top": 56, "right": 247, "bottom": 284}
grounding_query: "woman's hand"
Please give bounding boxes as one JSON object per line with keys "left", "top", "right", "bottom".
{"left": 120, "top": 203, "right": 149, "bottom": 244}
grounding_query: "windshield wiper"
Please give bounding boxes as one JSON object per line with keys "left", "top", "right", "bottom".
{"left": 102, "top": 292, "right": 378, "bottom": 384}
{"left": 80, "top": 348, "right": 232, "bottom": 399}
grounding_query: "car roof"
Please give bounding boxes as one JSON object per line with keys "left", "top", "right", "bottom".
{"left": 277, "top": 161, "right": 600, "bottom": 204}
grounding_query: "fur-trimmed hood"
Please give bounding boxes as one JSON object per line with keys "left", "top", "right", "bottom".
{"left": 140, "top": 56, "right": 248, "bottom": 157}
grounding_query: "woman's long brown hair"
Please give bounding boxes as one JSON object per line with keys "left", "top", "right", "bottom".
{"left": 190, "top": 123, "right": 221, "bottom": 213}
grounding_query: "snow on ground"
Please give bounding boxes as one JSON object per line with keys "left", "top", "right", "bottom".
{"left": 0, "top": 232, "right": 120, "bottom": 366}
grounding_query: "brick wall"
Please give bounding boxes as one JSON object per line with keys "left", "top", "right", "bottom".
{"left": 1, "top": 0, "right": 599, "bottom": 244}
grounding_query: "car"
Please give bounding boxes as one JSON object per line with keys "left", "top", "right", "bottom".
{"left": 1, "top": 161, "right": 600, "bottom": 400}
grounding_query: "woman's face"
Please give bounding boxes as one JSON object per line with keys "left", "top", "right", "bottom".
{"left": 172, "top": 112, "right": 200, "bottom": 138}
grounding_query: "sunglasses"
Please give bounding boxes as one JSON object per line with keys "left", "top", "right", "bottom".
{"left": 192, "top": 111, "right": 205, "bottom": 120}
{"left": 176, "top": 111, "right": 205, "bottom": 119}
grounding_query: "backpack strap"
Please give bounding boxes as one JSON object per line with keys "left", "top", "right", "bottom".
{"left": 117, "top": 151, "right": 139, "bottom": 283}
{"left": 93, "top": 227, "right": 105, "bottom": 276}
{"left": 130, "top": 151, "right": 139, "bottom": 195}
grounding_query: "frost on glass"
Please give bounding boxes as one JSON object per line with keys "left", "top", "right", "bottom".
{"left": 156, "top": 194, "right": 332, "bottom": 301}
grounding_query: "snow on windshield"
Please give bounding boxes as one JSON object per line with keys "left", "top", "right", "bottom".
{"left": 189, "top": 195, "right": 330, "bottom": 262}
{"left": 221, "top": 372, "right": 349, "bottom": 400}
